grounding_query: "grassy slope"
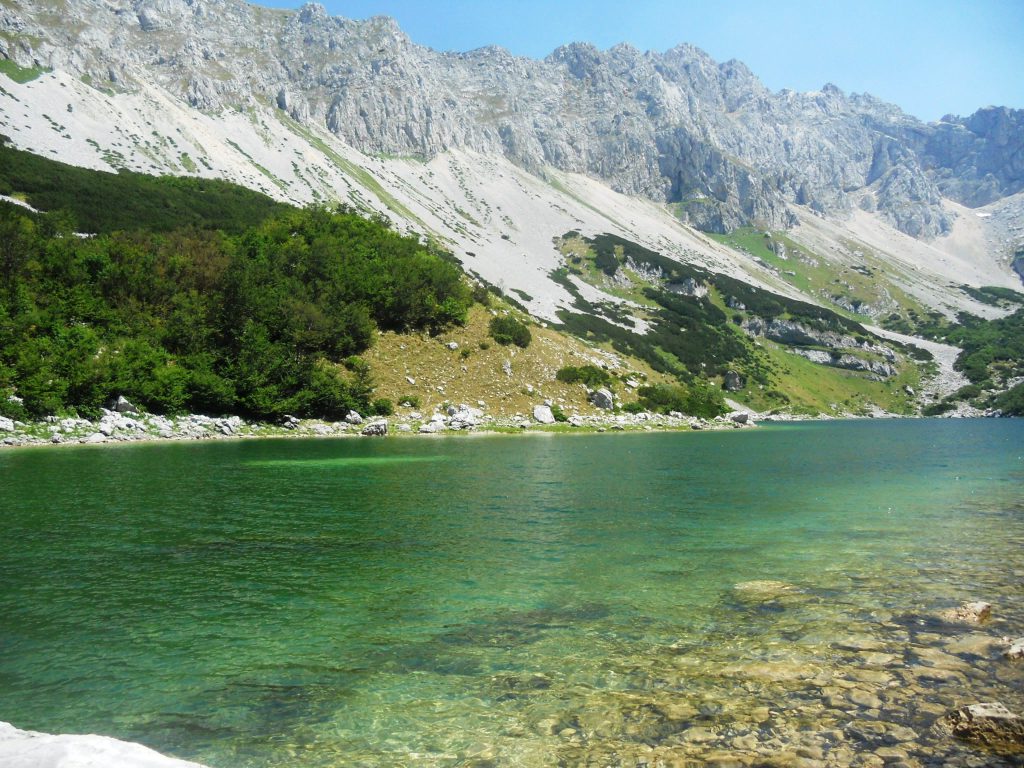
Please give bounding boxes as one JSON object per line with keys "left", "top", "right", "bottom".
{"left": 366, "top": 304, "right": 674, "bottom": 419}
{"left": 708, "top": 228, "right": 928, "bottom": 326}
{"left": 556, "top": 231, "right": 921, "bottom": 416}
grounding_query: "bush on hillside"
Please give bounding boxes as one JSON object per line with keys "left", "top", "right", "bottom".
{"left": 994, "top": 382, "right": 1024, "bottom": 416}
{"left": 489, "top": 315, "right": 532, "bottom": 348}
{"left": 556, "top": 364, "right": 612, "bottom": 388}
{"left": 636, "top": 381, "right": 726, "bottom": 419}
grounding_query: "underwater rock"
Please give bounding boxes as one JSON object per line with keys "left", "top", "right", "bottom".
{"left": 939, "top": 601, "right": 992, "bottom": 624}
{"left": 936, "top": 702, "right": 1024, "bottom": 755}
{"left": 1005, "top": 637, "right": 1024, "bottom": 660}
{"left": 732, "top": 580, "right": 799, "bottom": 600}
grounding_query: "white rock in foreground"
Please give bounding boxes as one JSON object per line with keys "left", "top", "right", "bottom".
{"left": 0, "top": 722, "right": 208, "bottom": 768}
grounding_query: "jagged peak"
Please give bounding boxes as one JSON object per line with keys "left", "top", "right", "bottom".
{"left": 296, "top": 2, "right": 327, "bottom": 23}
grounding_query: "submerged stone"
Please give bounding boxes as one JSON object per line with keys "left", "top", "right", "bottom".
{"left": 939, "top": 601, "right": 992, "bottom": 624}
{"left": 937, "top": 702, "right": 1024, "bottom": 755}
{"left": 1004, "top": 638, "right": 1024, "bottom": 660}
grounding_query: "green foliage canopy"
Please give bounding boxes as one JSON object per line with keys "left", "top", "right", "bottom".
{"left": 0, "top": 200, "right": 471, "bottom": 420}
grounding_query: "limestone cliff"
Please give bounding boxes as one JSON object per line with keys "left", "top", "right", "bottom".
{"left": 2, "top": 0, "right": 1020, "bottom": 238}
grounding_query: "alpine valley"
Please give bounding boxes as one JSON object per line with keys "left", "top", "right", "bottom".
{"left": 1, "top": 0, "right": 1024, "bottom": 430}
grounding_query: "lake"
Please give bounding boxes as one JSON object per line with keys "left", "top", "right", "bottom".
{"left": 1, "top": 420, "right": 1022, "bottom": 766}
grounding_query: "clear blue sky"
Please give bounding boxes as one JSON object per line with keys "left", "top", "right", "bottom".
{"left": 259, "top": 0, "right": 1023, "bottom": 122}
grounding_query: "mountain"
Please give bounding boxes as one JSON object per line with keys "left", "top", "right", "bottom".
{"left": 1, "top": 0, "right": 1023, "bottom": 418}
{"left": 4, "top": 0, "right": 1024, "bottom": 237}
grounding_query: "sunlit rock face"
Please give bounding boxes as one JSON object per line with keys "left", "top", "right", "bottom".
{"left": 4, "top": 0, "right": 1021, "bottom": 238}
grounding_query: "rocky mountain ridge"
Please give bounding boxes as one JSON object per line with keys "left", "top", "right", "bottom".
{"left": 2, "top": 0, "right": 1022, "bottom": 240}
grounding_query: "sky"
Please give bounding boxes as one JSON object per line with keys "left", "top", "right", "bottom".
{"left": 257, "top": 0, "right": 1024, "bottom": 123}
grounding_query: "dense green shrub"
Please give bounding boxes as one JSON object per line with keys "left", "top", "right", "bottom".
{"left": 489, "top": 315, "right": 532, "bottom": 348}
{"left": 946, "top": 308, "right": 1024, "bottom": 384}
{"left": 550, "top": 404, "right": 569, "bottom": 422}
{"left": 556, "top": 364, "right": 612, "bottom": 388}
{"left": 635, "top": 384, "right": 689, "bottom": 414}
{"left": 951, "top": 384, "right": 983, "bottom": 401}
{"left": 994, "top": 382, "right": 1024, "bottom": 415}
{"left": 372, "top": 398, "right": 395, "bottom": 416}
{"left": 635, "top": 381, "right": 726, "bottom": 418}
{"left": 923, "top": 401, "right": 956, "bottom": 416}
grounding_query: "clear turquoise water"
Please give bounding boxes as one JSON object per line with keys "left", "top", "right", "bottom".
{"left": 1, "top": 420, "right": 1022, "bottom": 766}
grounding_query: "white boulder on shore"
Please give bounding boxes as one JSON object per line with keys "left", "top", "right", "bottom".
{"left": 0, "top": 721, "right": 209, "bottom": 768}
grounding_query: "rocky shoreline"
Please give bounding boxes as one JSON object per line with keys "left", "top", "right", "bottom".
{"left": 0, "top": 396, "right": 764, "bottom": 450}
{"left": 1, "top": 396, "right": 1012, "bottom": 451}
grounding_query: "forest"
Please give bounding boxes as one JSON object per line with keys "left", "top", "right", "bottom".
{"left": 0, "top": 142, "right": 472, "bottom": 420}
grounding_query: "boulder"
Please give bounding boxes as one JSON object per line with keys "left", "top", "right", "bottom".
{"left": 361, "top": 421, "right": 388, "bottom": 437}
{"left": 1005, "top": 638, "right": 1024, "bottom": 660}
{"left": 281, "top": 415, "right": 300, "bottom": 430}
{"left": 589, "top": 388, "right": 614, "bottom": 410}
{"left": 344, "top": 410, "right": 363, "bottom": 425}
{"left": 937, "top": 703, "right": 1024, "bottom": 755}
{"left": 418, "top": 421, "right": 442, "bottom": 434}
{"left": 532, "top": 405, "right": 556, "bottom": 424}
{"left": 0, "top": 721, "right": 209, "bottom": 767}
{"left": 723, "top": 370, "right": 745, "bottom": 391}
{"left": 0, "top": 416, "right": 15, "bottom": 432}
{"left": 448, "top": 405, "right": 483, "bottom": 430}
{"left": 729, "top": 411, "right": 750, "bottom": 425}
{"left": 733, "top": 580, "right": 799, "bottom": 600}
{"left": 940, "top": 600, "right": 992, "bottom": 624}
{"left": 114, "top": 395, "right": 138, "bottom": 414}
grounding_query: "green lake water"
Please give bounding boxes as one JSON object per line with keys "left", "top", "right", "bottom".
{"left": 1, "top": 420, "right": 1023, "bottom": 767}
